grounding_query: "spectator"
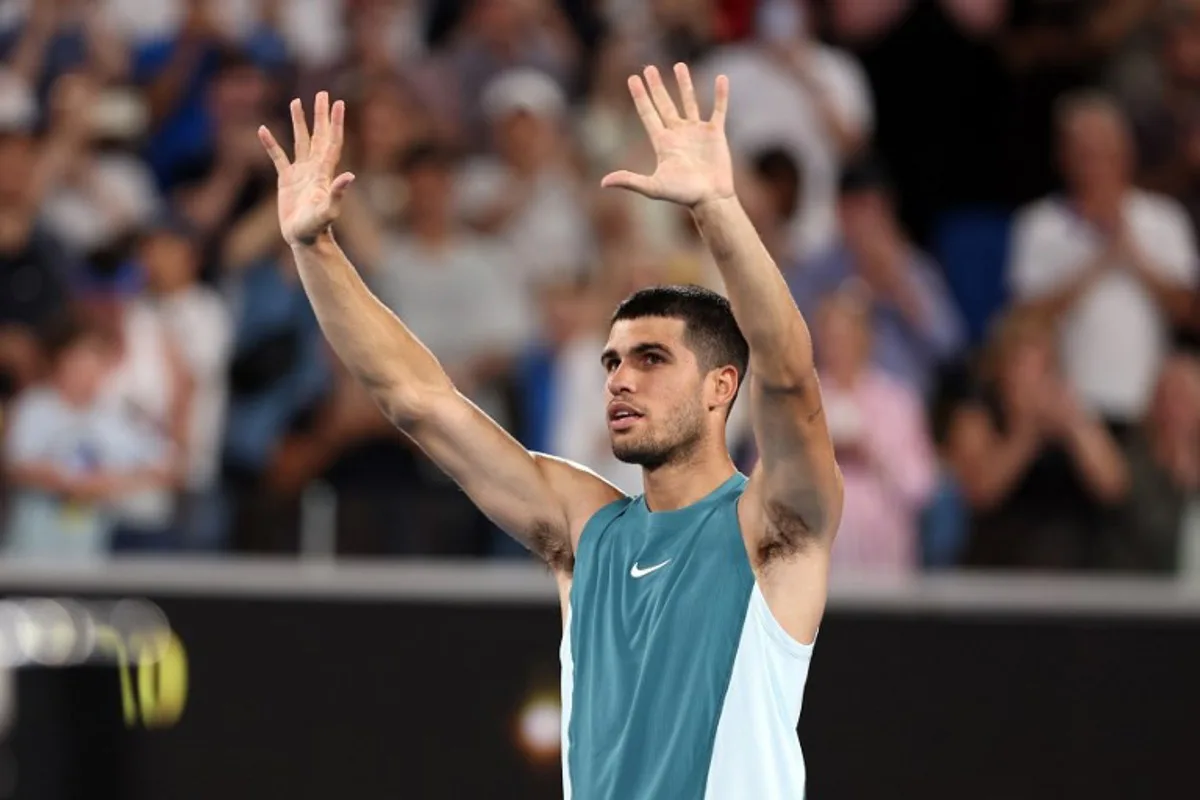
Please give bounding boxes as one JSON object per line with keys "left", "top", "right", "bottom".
{"left": 223, "top": 243, "right": 330, "bottom": 549}
{"left": 3, "top": 316, "right": 171, "bottom": 562}
{"left": 814, "top": 286, "right": 937, "bottom": 575}
{"left": 38, "top": 71, "right": 160, "bottom": 264}
{"left": 80, "top": 262, "right": 189, "bottom": 553}
{"left": 0, "top": 107, "right": 73, "bottom": 396}
{"left": 698, "top": 0, "right": 874, "bottom": 258}
{"left": 787, "top": 157, "right": 965, "bottom": 397}
{"left": 1129, "top": 1, "right": 1200, "bottom": 236}
{"left": 0, "top": 0, "right": 129, "bottom": 100}
{"left": 459, "top": 68, "right": 594, "bottom": 290}
{"left": 1008, "top": 92, "right": 1199, "bottom": 429}
{"left": 947, "top": 308, "right": 1130, "bottom": 570}
{"left": 1118, "top": 355, "right": 1200, "bottom": 573}
{"left": 374, "top": 141, "right": 535, "bottom": 428}
{"left": 137, "top": 217, "right": 233, "bottom": 552}
{"left": 347, "top": 78, "right": 431, "bottom": 229}
{"left": 172, "top": 49, "right": 278, "bottom": 277}
{"left": 424, "top": 0, "right": 579, "bottom": 149}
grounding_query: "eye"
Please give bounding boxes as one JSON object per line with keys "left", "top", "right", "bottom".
{"left": 643, "top": 353, "right": 664, "bottom": 365}
{"left": 603, "top": 359, "right": 619, "bottom": 373}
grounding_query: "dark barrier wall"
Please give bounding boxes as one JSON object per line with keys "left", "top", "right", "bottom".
{"left": 6, "top": 587, "right": 1200, "bottom": 800}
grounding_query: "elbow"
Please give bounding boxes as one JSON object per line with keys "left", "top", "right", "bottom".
{"left": 374, "top": 378, "right": 455, "bottom": 429}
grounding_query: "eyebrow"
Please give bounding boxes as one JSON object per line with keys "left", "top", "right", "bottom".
{"left": 600, "top": 342, "right": 671, "bottom": 365}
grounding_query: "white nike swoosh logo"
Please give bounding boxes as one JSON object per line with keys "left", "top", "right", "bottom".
{"left": 630, "top": 560, "right": 671, "bottom": 579}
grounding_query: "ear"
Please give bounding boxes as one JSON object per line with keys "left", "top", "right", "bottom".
{"left": 707, "top": 365, "right": 740, "bottom": 412}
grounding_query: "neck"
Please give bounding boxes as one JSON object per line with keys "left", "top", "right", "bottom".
{"left": 412, "top": 217, "right": 453, "bottom": 247}
{"left": 640, "top": 439, "right": 737, "bottom": 512}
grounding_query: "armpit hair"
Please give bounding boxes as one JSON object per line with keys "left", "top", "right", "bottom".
{"left": 755, "top": 499, "right": 823, "bottom": 567}
{"left": 530, "top": 519, "right": 574, "bottom": 574}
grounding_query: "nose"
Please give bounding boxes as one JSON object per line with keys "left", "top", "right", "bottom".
{"left": 605, "top": 361, "right": 636, "bottom": 397}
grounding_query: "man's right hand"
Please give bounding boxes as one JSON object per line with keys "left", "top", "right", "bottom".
{"left": 258, "top": 92, "right": 356, "bottom": 247}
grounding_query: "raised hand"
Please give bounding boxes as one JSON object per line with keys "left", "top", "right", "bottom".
{"left": 258, "top": 92, "right": 356, "bottom": 247}
{"left": 601, "top": 63, "right": 734, "bottom": 208}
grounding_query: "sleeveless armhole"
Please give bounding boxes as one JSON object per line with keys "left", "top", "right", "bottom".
{"left": 574, "top": 495, "right": 637, "bottom": 559}
{"left": 751, "top": 583, "right": 818, "bottom": 659}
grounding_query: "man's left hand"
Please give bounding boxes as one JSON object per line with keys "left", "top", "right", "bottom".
{"left": 601, "top": 63, "right": 735, "bottom": 209}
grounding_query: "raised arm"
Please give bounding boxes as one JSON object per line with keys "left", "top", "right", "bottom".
{"left": 257, "top": 94, "right": 620, "bottom": 570}
{"left": 602, "top": 65, "right": 842, "bottom": 641}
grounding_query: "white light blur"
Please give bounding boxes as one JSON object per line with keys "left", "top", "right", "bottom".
{"left": 516, "top": 694, "right": 562, "bottom": 763}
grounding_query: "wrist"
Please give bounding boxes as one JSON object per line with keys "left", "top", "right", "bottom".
{"left": 290, "top": 226, "right": 336, "bottom": 251}
{"left": 690, "top": 193, "right": 741, "bottom": 216}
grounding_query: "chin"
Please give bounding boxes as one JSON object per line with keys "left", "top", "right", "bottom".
{"left": 611, "top": 441, "right": 669, "bottom": 470}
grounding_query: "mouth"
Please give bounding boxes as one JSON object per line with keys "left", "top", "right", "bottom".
{"left": 607, "top": 403, "right": 644, "bottom": 432}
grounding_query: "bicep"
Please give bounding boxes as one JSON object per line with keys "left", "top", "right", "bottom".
{"left": 403, "top": 387, "right": 621, "bottom": 568}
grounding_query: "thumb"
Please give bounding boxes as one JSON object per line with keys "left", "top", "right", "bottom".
{"left": 601, "top": 170, "right": 657, "bottom": 198}
{"left": 330, "top": 171, "right": 356, "bottom": 201}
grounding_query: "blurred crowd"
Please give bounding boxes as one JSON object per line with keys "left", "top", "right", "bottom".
{"left": 2, "top": 0, "right": 1200, "bottom": 577}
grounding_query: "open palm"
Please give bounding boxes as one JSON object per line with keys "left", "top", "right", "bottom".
{"left": 602, "top": 63, "right": 734, "bottom": 208}
{"left": 258, "top": 92, "right": 356, "bottom": 246}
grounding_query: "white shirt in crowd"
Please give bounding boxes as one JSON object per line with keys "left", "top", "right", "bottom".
{"left": 1008, "top": 190, "right": 1200, "bottom": 421}
{"left": 697, "top": 43, "right": 874, "bottom": 259}
{"left": 140, "top": 288, "right": 232, "bottom": 491}
{"left": 371, "top": 233, "right": 536, "bottom": 426}
{"left": 100, "top": 302, "right": 177, "bottom": 529}
{"left": 457, "top": 159, "right": 595, "bottom": 290}
{"left": 3, "top": 387, "right": 167, "bottom": 562}
{"left": 42, "top": 154, "right": 160, "bottom": 256}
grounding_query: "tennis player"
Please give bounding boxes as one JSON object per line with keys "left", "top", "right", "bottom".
{"left": 259, "top": 62, "right": 843, "bottom": 800}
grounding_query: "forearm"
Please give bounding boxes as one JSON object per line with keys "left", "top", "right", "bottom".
{"left": 1064, "top": 420, "right": 1130, "bottom": 503}
{"left": 1017, "top": 258, "right": 1107, "bottom": 323}
{"left": 291, "top": 231, "right": 452, "bottom": 422}
{"left": 222, "top": 197, "right": 282, "bottom": 270}
{"left": 7, "top": 463, "right": 75, "bottom": 494}
{"left": 957, "top": 429, "right": 1042, "bottom": 510}
{"left": 1130, "top": 257, "right": 1195, "bottom": 325}
{"left": 691, "top": 196, "right": 814, "bottom": 386}
{"left": 145, "top": 39, "right": 208, "bottom": 125}
{"left": 177, "top": 169, "right": 247, "bottom": 235}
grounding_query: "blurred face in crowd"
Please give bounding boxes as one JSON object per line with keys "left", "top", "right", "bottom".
{"left": 1165, "top": 10, "right": 1200, "bottom": 84}
{"left": 993, "top": 316, "right": 1056, "bottom": 401}
{"left": 141, "top": 231, "right": 199, "bottom": 295}
{"left": 211, "top": 61, "right": 270, "bottom": 126}
{"left": 358, "top": 84, "right": 420, "bottom": 167}
{"left": 0, "top": 134, "right": 36, "bottom": 207}
{"left": 54, "top": 334, "right": 113, "bottom": 408}
{"left": 601, "top": 317, "right": 737, "bottom": 469}
{"left": 496, "top": 110, "right": 552, "bottom": 172}
{"left": 1058, "top": 104, "right": 1131, "bottom": 196}
{"left": 468, "top": 0, "right": 523, "bottom": 48}
{"left": 405, "top": 160, "right": 455, "bottom": 230}
{"left": 837, "top": 187, "right": 891, "bottom": 244}
{"left": 815, "top": 289, "right": 872, "bottom": 381}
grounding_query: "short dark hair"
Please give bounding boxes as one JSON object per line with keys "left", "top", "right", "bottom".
{"left": 838, "top": 153, "right": 893, "bottom": 196}
{"left": 41, "top": 313, "right": 110, "bottom": 365}
{"left": 611, "top": 285, "right": 750, "bottom": 409}
{"left": 399, "top": 140, "right": 459, "bottom": 175}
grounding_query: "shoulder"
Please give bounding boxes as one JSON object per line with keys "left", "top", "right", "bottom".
{"left": 6, "top": 389, "right": 59, "bottom": 427}
{"left": 813, "top": 44, "right": 869, "bottom": 83}
{"left": 1129, "top": 190, "right": 1191, "bottom": 229}
{"left": 1013, "top": 196, "right": 1068, "bottom": 233}
{"left": 532, "top": 452, "right": 628, "bottom": 555}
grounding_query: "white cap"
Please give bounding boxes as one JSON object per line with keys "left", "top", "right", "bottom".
{"left": 481, "top": 68, "right": 566, "bottom": 122}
